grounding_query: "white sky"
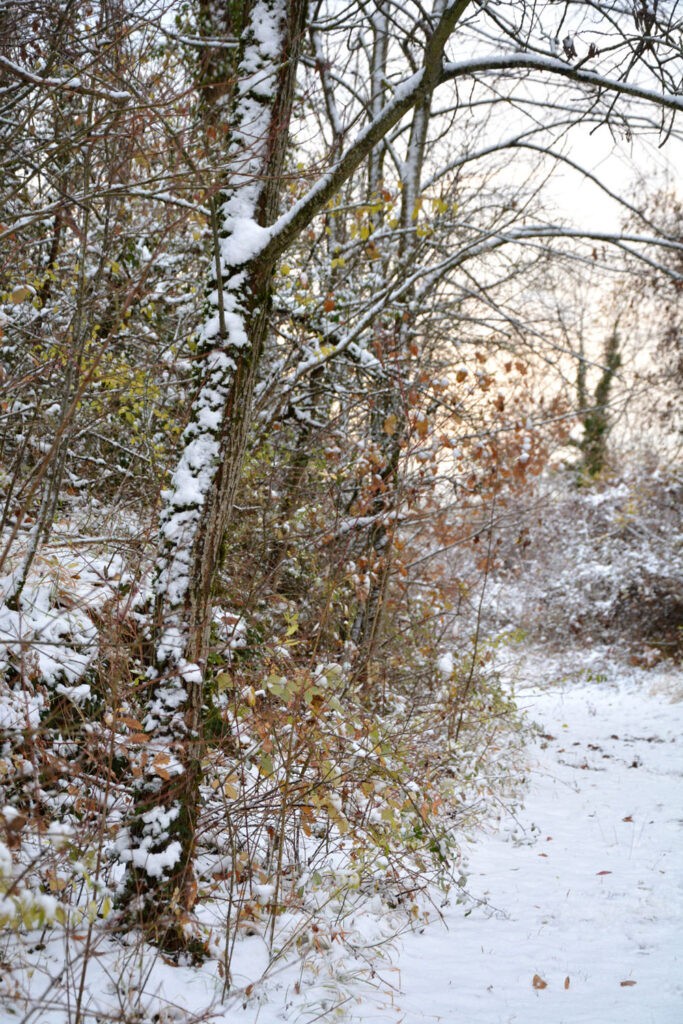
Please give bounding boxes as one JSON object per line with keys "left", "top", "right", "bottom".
{"left": 544, "top": 121, "right": 683, "bottom": 233}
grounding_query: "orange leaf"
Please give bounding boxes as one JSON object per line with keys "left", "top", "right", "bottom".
{"left": 120, "top": 716, "right": 146, "bottom": 731}
{"left": 564, "top": 976, "right": 570, "bottom": 990}
{"left": 532, "top": 975, "right": 548, "bottom": 990}
{"left": 383, "top": 414, "right": 397, "bottom": 437}
{"left": 415, "top": 415, "right": 428, "bottom": 439}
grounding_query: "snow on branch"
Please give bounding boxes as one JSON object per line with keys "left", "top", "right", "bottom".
{"left": 0, "top": 54, "right": 131, "bottom": 101}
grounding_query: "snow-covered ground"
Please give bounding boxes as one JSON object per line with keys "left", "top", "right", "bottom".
{"left": 3, "top": 648, "right": 681, "bottom": 1024}
{"left": 344, "top": 651, "right": 683, "bottom": 1024}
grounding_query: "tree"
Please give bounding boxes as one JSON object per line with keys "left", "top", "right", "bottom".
{"left": 3, "top": 0, "right": 683, "bottom": 952}
{"left": 123, "top": 0, "right": 683, "bottom": 945}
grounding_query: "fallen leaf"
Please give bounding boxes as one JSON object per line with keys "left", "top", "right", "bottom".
{"left": 622, "top": 815, "right": 633, "bottom": 822}
{"left": 596, "top": 870, "right": 612, "bottom": 876}
{"left": 564, "top": 976, "right": 570, "bottom": 990}
{"left": 532, "top": 974, "right": 548, "bottom": 990}
{"left": 620, "top": 980, "right": 637, "bottom": 987}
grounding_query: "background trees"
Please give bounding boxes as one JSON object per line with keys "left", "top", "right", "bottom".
{"left": 1, "top": 0, "right": 682, "bottom": 980}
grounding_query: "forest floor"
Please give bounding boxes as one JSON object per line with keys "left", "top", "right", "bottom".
{"left": 3, "top": 645, "right": 681, "bottom": 1024}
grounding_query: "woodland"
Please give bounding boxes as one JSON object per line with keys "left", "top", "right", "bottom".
{"left": 0, "top": 0, "right": 682, "bottom": 1020}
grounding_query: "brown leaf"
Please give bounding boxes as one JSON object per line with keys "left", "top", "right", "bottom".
{"left": 120, "top": 716, "right": 145, "bottom": 731}
{"left": 383, "top": 414, "right": 397, "bottom": 437}
{"left": 622, "top": 815, "right": 633, "bottom": 822}
{"left": 564, "top": 976, "right": 570, "bottom": 990}
{"left": 532, "top": 974, "right": 548, "bottom": 990}
{"left": 620, "top": 980, "right": 637, "bottom": 987}
{"left": 596, "top": 870, "right": 612, "bottom": 876}
{"left": 415, "top": 415, "right": 429, "bottom": 439}
{"left": 10, "top": 285, "right": 33, "bottom": 304}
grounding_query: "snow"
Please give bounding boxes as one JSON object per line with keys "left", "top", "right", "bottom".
{"left": 3, "top": 647, "right": 679, "bottom": 1022}
{"left": 219, "top": 218, "right": 272, "bottom": 267}
{"left": 436, "top": 651, "right": 454, "bottom": 677}
{"left": 130, "top": 839, "right": 183, "bottom": 879}
{"left": 339, "top": 652, "right": 683, "bottom": 1023}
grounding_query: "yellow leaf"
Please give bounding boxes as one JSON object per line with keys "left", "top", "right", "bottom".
{"left": 223, "top": 779, "right": 239, "bottom": 799}
{"left": 384, "top": 414, "right": 398, "bottom": 436}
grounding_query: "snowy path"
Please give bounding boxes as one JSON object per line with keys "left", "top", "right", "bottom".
{"left": 352, "top": 659, "right": 683, "bottom": 1023}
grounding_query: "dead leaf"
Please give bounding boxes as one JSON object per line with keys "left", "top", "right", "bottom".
{"left": 564, "top": 976, "right": 570, "bottom": 990}
{"left": 10, "top": 285, "right": 33, "bottom": 304}
{"left": 383, "top": 414, "right": 397, "bottom": 436}
{"left": 532, "top": 974, "right": 548, "bottom": 990}
{"left": 620, "top": 980, "right": 637, "bottom": 987}
{"left": 415, "top": 415, "right": 429, "bottom": 439}
{"left": 622, "top": 815, "right": 633, "bottom": 822}
{"left": 596, "top": 870, "right": 612, "bottom": 876}
{"left": 120, "top": 716, "right": 146, "bottom": 731}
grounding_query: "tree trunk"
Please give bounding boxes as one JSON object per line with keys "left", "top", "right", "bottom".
{"left": 122, "top": 0, "right": 307, "bottom": 948}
